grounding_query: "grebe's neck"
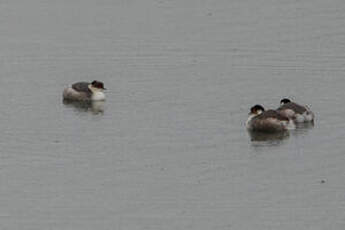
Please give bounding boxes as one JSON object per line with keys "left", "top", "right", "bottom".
{"left": 88, "top": 85, "right": 105, "bottom": 101}
{"left": 91, "top": 91, "right": 105, "bottom": 101}
{"left": 246, "top": 113, "right": 257, "bottom": 128}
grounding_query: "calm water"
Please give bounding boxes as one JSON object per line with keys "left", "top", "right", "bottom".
{"left": 1, "top": 0, "right": 345, "bottom": 229}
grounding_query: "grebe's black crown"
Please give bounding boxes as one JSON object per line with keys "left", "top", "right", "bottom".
{"left": 91, "top": 80, "right": 105, "bottom": 89}
{"left": 250, "top": 104, "right": 265, "bottom": 113}
{"left": 280, "top": 98, "right": 291, "bottom": 104}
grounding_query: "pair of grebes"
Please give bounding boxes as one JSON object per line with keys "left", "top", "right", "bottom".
{"left": 63, "top": 81, "right": 315, "bottom": 132}
{"left": 247, "top": 100, "right": 314, "bottom": 133}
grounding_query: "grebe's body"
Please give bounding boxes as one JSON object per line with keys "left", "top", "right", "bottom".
{"left": 246, "top": 105, "right": 295, "bottom": 133}
{"left": 63, "top": 81, "right": 106, "bottom": 101}
{"left": 277, "top": 98, "right": 314, "bottom": 123}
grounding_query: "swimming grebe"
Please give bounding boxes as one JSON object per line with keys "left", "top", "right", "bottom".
{"left": 277, "top": 98, "right": 314, "bottom": 123}
{"left": 246, "top": 104, "right": 295, "bottom": 132}
{"left": 63, "top": 80, "right": 106, "bottom": 101}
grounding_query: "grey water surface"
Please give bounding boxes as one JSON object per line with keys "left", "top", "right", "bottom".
{"left": 1, "top": 0, "right": 345, "bottom": 229}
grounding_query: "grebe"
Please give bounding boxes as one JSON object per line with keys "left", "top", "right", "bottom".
{"left": 63, "top": 80, "right": 106, "bottom": 101}
{"left": 277, "top": 98, "right": 314, "bottom": 123}
{"left": 246, "top": 104, "right": 295, "bottom": 132}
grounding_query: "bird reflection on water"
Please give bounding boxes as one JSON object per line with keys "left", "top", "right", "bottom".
{"left": 290, "top": 122, "right": 314, "bottom": 136}
{"left": 248, "top": 122, "right": 314, "bottom": 145}
{"left": 63, "top": 100, "right": 105, "bottom": 114}
{"left": 248, "top": 130, "right": 290, "bottom": 143}
{"left": 294, "top": 122, "right": 314, "bottom": 130}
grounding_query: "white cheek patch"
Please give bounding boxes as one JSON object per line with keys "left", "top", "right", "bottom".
{"left": 257, "top": 110, "right": 263, "bottom": 115}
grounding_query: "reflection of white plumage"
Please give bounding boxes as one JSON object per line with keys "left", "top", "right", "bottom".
{"left": 63, "top": 80, "right": 106, "bottom": 101}
{"left": 246, "top": 105, "right": 295, "bottom": 133}
{"left": 63, "top": 100, "right": 105, "bottom": 114}
{"left": 277, "top": 98, "right": 314, "bottom": 123}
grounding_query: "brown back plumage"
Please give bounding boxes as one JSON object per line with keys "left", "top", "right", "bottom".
{"left": 249, "top": 110, "right": 290, "bottom": 133}
{"left": 72, "top": 82, "right": 92, "bottom": 96}
{"left": 277, "top": 102, "right": 306, "bottom": 114}
{"left": 256, "top": 110, "right": 289, "bottom": 121}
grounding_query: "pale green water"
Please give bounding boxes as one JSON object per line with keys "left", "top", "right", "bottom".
{"left": 1, "top": 0, "right": 345, "bottom": 229}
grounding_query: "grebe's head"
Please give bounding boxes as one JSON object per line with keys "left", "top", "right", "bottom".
{"left": 249, "top": 104, "right": 265, "bottom": 115}
{"left": 280, "top": 98, "right": 291, "bottom": 105}
{"left": 91, "top": 80, "right": 106, "bottom": 90}
{"left": 90, "top": 80, "right": 106, "bottom": 92}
